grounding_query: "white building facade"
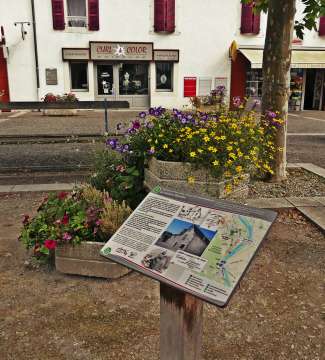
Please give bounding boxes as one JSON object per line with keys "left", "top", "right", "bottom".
{"left": 1, "top": 0, "right": 325, "bottom": 110}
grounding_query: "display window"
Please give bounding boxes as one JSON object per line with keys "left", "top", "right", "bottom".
{"left": 156, "top": 62, "right": 173, "bottom": 91}
{"left": 119, "top": 63, "right": 149, "bottom": 95}
{"left": 70, "top": 62, "right": 88, "bottom": 91}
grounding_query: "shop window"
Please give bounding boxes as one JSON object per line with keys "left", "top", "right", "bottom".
{"left": 97, "top": 65, "right": 114, "bottom": 95}
{"left": 245, "top": 69, "right": 262, "bottom": 98}
{"left": 156, "top": 62, "right": 173, "bottom": 91}
{"left": 289, "top": 70, "right": 303, "bottom": 111}
{"left": 70, "top": 62, "right": 88, "bottom": 91}
{"left": 66, "top": 0, "right": 87, "bottom": 27}
{"left": 119, "top": 64, "right": 149, "bottom": 95}
{"left": 240, "top": 1, "right": 260, "bottom": 34}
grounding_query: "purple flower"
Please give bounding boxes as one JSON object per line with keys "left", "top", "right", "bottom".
{"left": 127, "top": 128, "right": 136, "bottom": 134}
{"left": 116, "top": 123, "right": 123, "bottom": 131}
{"left": 132, "top": 120, "right": 141, "bottom": 130}
{"left": 149, "top": 108, "right": 155, "bottom": 115}
{"left": 181, "top": 117, "right": 187, "bottom": 124}
{"left": 139, "top": 111, "right": 147, "bottom": 119}
{"left": 148, "top": 148, "right": 155, "bottom": 155}
{"left": 106, "top": 138, "right": 118, "bottom": 149}
{"left": 200, "top": 113, "right": 208, "bottom": 121}
{"left": 266, "top": 110, "right": 276, "bottom": 119}
{"left": 145, "top": 121, "right": 154, "bottom": 129}
{"left": 122, "top": 144, "right": 130, "bottom": 153}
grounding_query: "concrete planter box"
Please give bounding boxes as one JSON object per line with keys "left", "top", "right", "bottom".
{"left": 43, "top": 109, "right": 78, "bottom": 116}
{"left": 55, "top": 242, "right": 130, "bottom": 279}
{"left": 144, "top": 157, "right": 249, "bottom": 199}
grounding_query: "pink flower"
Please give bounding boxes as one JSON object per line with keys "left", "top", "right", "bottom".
{"left": 116, "top": 165, "right": 125, "bottom": 173}
{"left": 22, "top": 214, "right": 30, "bottom": 225}
{"left": 62, "top": 214, "right": 69, "bottom": 225}
{"left": 62, "top": 232, "right": 72, "bottom": 241}
{"left": 44, "top": 239, "right": 57, "bottom": 250}
{"left": 95, "top": 220, "right": 102, "bottom": 226}
{"left": 58, "top": 191, "right": 69, "bottom": 200}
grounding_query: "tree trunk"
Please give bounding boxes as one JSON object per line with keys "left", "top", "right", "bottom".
{"left": 262, "top": 0, "right": 296, "bottom": 181}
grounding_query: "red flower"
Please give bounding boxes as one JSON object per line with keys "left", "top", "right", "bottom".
{"left": 58, "top": 192, "right": 69, "bottom": 200}
{"left": 22, "top": 214, "right": 30, "bottom": 225}
{"left": 62, "top": 214, "right": 69, "bottom": 225}
{"left": 44, "top": 240, "right": 57, "bottom": 250}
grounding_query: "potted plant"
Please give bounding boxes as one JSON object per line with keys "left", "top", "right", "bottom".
{"left": 19, "top": 186, "right": 132, "bottom": 279}
{"left": 105, "top": 106, "right": 282, "bottom": 199}
{"left": 42, "top": 92, "right": 79, "bottom": 116}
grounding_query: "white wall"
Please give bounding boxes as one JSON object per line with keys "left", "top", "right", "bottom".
{"left": 1, "top": 0, "right": 325, "bottom": 106}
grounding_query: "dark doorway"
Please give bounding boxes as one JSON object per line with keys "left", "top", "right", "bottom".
{"left": 304, "top": 69, "right": 316, "bottom": 110}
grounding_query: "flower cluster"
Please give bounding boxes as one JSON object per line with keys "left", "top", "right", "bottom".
{"left": 19, "top": 186, "right": 131, "bottom": 260}
{"left": 106, "top": 106, "right": 282, "bottom": 181}
{"left": 42, "top": 92, "right": 78, "bottom": 103}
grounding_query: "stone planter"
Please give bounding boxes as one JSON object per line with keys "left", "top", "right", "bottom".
{"left": 144, "top": 157, "right": 249, "bottom": 199}
{"left": 43, "top": 109, "right": 78, "bottom": 116}
{"left": 55, "top": 242, "right": 130, "bottom": 279}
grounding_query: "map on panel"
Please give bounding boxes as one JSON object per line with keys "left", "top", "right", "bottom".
{"left": 100, "top": 188, "right": 277, "bottom": 307}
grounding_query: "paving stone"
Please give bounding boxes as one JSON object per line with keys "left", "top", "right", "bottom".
{"left": 315, "top": 197, "right": 325, "bottom": 206}
{"left": 244, "top": 198, "right": 293, "bottom": 209}
{"left": 0, "top": 185, "right": 14, "bottom": 193}
{"left": 297, "top": 163, "right": 325, "bottom": 179}
{"left": 296, "top": 206, "right": 325, "bottom": 232}
{"left": 11, "top": 183, "right": 74, "bottom": 192}
{"left": 287, "top": 163, "right": 301, "bottom": 168}
{"left": 286, "top": 197, "right": 324, "bottom": 207}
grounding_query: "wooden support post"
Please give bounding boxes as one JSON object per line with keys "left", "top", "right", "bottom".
{"left": 160, "top": 283, "right": 203, "bottom": 360}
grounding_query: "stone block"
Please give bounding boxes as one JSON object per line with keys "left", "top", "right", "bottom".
{"left": 55, "top": 242, "right": 130, "bottom": 279}
{"left": 43, "top": 109, "right": 78, "bottom": 116}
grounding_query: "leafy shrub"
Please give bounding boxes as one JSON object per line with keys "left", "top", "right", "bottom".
{"left": 19, "top": 186, "right": 132, "bottom": 261}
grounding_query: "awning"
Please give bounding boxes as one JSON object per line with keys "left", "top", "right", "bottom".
{"left": 239, "top": 48, "right": 325, "bottom": 69}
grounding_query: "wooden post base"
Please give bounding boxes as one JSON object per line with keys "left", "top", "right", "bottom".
{"left": 160, "top": 283, "right": 203, "bottom": 360}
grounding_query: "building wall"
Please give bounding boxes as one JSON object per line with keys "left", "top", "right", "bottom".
{"left": 1, "top": 1, "right": 325, "bottom": 107}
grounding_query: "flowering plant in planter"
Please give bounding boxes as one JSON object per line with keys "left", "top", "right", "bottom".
{"left": 19, "top": 186, "right": 132, "bottom": 261}
{"left": 106, "top": 107, "right": 283, "bottom": 185}
{"left": 42, "top": 92, "right": 79, "bottom": 103}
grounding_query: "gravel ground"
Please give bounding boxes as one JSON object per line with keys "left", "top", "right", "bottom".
{"left": 0, "top": 192, "right": 324, "bottom": 360}
{"left": 249, "top": 168, "right": 325, "bottom": 198}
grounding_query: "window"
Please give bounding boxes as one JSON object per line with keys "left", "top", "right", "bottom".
{"left": 156, "top": 62, "right": 173, "bottom": 91}
{"left": 67, "top": 0, "right": 87, "bottom": 27}
{"left": 70, "top": 62, "right": 88, "bottom": 91}
{"left": 119, "top": 64, "right": 149, "bottom": 95}
{"left": 245, "top": 69, "right": 262, "bottom": 98}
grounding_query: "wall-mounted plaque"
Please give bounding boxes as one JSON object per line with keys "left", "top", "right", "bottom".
{"left": 62, "top": 48, "right": 90, "bottom": 61}
{"left": 154, "top": 49, "right": 179, "bottom": 62}
{"left": 90, "top": 42, "right": 153, "bottom": 61}
{"left": 45, "top": 68, "right": 58, "bottom": 85}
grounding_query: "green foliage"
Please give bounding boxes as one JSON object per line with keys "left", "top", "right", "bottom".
{"left": 19, "top": 186, "right": 132, "bottom": 262}
{"left": 90, "top": 146, "right": 146, "bottom": 209}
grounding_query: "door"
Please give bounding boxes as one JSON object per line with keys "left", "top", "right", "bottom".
{"left": 95, "top": 64, "right": 116, "bottom": 100}
{"left": 0, "top": 47, "right": 10, "bottom": 107}
{"left": 118, "top": 63, "right": 150, "bottom": 108}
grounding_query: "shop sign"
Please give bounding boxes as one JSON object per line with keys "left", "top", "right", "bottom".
{"left": 154, "top": 49, "right": 179, "bottom": 62}
{"left": 90, "top": 42, "right": 153, "bottom": 61}
{"left": 45, "top": 68, "right": 58, "bottom": 85}
{"left": 62, "top": 48, "right": 90, "bottom": 61}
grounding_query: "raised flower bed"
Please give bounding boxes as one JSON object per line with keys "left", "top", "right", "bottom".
{"left": 42, "top": 92, "right": 79, "bottom": 116}
{"left": 105, "top": 104, "right": 282, "bottom": 199}
{"left": 20, "top": 186, "right": 132, "bottom": 278}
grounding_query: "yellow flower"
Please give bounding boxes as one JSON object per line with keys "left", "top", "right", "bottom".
{"left": 176, "top": 138, "right": 181, "bottom": 143}
{"left": 190, "top": 151, "right": 196, "bottom": 158}
{"left": 235, "top": 165, "right": 243, "bottom": 173}
{"left": 203, "top": 135, "right": 210, "bottom": 143}
{"left": 227, "top": 145, "right": 233, "bottom": 151}
{"left": 212, "top": 160, "right": 219, "bottom": 166}
{"left": 163, "top": 144, "right": 168, "bottom": 149}
{"left": 197, "top": 148, "right": 204, "bottom": 154}
{"left": 148, "top": 138, "right": 152, "bottom": 143}
{"left": 158, "top": 134, "right": 163, "bottom": 138}
{"left": 169, "top": 149, "right": 173, "bottom": 153}
{"left": 229, "top": 153, "right": 237, "bottom": 160}
{"left": 208, "top": 146, "right": 218, "bottom": 153}
{"left": 225, "top": 184, "right": 232, "bottom": 194}
{"left": 187, "top": 134, "right": 193, "bottom": 139}
{"left": 187, "top": 176, "right": 195, "bottom": 184}
{"left": 220, "top": 135, "right": 226, "bottom": 140}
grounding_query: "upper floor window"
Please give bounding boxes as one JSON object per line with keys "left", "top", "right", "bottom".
{"left": 154, "top": 0, "right": 175, "bottom": 33}
{"left": 67, "top": 0, "right": 87, "bottom": 28}
{"left": 240, "top": 1, "right": 260, "bottom": 35}
{"left": 51, "top": 0, "right": 99, "bottom": 31}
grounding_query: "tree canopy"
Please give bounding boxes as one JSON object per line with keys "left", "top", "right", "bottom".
{"left": 242, "top": 0, "right": 325, "bottom": 39}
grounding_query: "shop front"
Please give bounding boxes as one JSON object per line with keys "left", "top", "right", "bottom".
{"left": 230, "top": 46, "right": 325, "bottom": 111}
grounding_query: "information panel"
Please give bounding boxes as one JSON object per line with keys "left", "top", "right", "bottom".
{"left": 100, "top": 188, "right": 277, "bottom": 307}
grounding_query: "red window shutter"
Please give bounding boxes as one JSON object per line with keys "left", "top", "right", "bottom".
{"left": 88, "top": 0, "right": 99, "bottom": 31}
{"left": 319, "top": 16, "right": 325, "bottom": 36}
{"left": 252, "top": 8, "right": 260, "bottom": 34}
{"left": 240, "top": 2, "right": 253, "bottom": 34}
{"left": 165, "top": 0, "right": 175, "bottom": 33}
{"left": 184, "top": 77, "right": 197, "bottom": 97}
{"left": 154, "top": 0, "right": 167, "bottom": 32}
{"left": 51, "top": 0, "right": 65, "bottom": 30}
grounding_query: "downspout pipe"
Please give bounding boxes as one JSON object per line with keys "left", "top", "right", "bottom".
{"left": 31, "top": 0, "right": 40, "bottom": 96}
